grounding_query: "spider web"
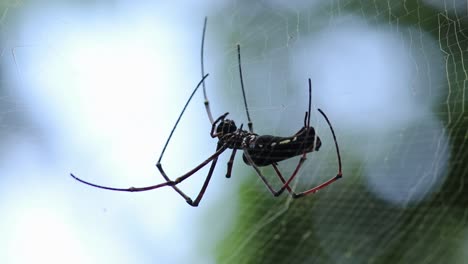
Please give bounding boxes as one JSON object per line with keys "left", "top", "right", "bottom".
{"left": 0, "top": 1, "right": 467, "bottom": 264}
{"left": 211, "top": 2, "right": 467, "bottom": 264}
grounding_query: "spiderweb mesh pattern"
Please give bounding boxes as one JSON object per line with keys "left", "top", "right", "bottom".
{"left": 211, "top": 2, "right": 468, "bottom": 264}
{"left": 0, "top": 1, "right": 467, "bottom": 264}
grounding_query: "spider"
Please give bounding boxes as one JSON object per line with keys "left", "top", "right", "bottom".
{"left": 70, "top": 17, "right": 343, "bottom": 207}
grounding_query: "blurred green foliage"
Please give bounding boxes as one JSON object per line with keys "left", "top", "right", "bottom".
{"left": 216, "top": 1, "right": 468, "bottom": 263}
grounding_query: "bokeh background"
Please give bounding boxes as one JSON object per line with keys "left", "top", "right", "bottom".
{"left": 0, "top": 1, "right": 467, "bottom": 263}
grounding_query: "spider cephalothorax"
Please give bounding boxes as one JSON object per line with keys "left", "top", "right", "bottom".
{"left": 215, "top": 119, "right": 237, "bottom": 137}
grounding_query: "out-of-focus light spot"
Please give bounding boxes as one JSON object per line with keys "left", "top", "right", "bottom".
{"left": 364, "top": 116, "right": 449, "bottom": 205}
{"left": 292, "top": 15, "right": 448, "bottom": 206}
{"left": 292, "top": 17, "right": 442, "bottom": 134}
{"left": 3, "top": 6, "right": 219, "bottom": 264}
{"left": 4, "top": 206, "right": 89, "bottom": 264}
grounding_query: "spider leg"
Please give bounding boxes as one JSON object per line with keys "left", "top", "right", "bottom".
{"left": 243, "top": 147, "right": 308, "bottom": 197}
{"left": 69, "top": 75, "right": 211, "bottom": 193}
{"left": 186, "top": 143, "right": 224, "bottom": 206}
{"left": 156, "top": 143, "right": 228, "bottom": 205}
{"left": 157, "top": 74, "right": 209, "bottom": 165}
{"left": 225, "top": 148, "right": 238, "bottom": 178}
{"left": 269, "top": 151, "right": 310, "bottom": 197}
{"left": 152, "top": 73, "right": 214, "bottom": 198}
{"left": 69, "top": 173, "right": 175, "bottom": 192}
{"left": 267, "top": 108, "right": 343, "bottom": 198}
{"left": 243, "top": 138, "right": 326, "bottom": 198}
{"left": 241, "top": 78, "right": 344, "bottom": 198}
{"left": 274, "top": 81, "right": 343, "bottom": 198}
{"left": 200, "top": 16, "right": 214, "bottom": 125}
{"left": 291, "top": 174, "right": 342, "bottom": 198}
{"left": 292, "top": 108, "right": 343, "bottom": 198}
{"left": 237, "top": 44, "right": 254, "bottom": 133}
{"left": 264, "top": 152, "right": 339, "bottom": 199}
{"left": 210, "top": 112, "right": 229, "bottom": 138}
{"left": 271, "top": 79, "right": 313, "bottom": 196}
{"left": 69, "top": 141, "right": 227, "bottom": 195}
{"left": 242, "top": 149, "right": 289, "bottom": 196}
{"left": 271, "top": 164, "right": 295, "bottom": 195}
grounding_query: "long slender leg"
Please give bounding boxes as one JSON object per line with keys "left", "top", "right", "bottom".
{"left": 266, "top": 79, "right": 313, "bottom": 194}
{"left": 156, "top": 18, "right": 250, "bottom": 205}
{"left": 292, "top": 174, "right": 342, "bottom": 198}
{"left": 188, "top": 157, "right": 218, "bottom": 206}
{"left": 69, "top": 143, "right": 226, "bottom": 193}
{"left": 271, "top": 156, "right": 307, "bottom": 197}
{"left": 271, "top": 164, "right": 293, "bottom": 193}
{"left": 69, "top": 173, "right": 174, "bottom": 192}
{"left": 293, "top": 108, "right": 343, "bottom": 198}
{"left": 70, "top": 75, "right": 210, "bottom": 192}
{"left": 242, "top": 79, "right": 343, "bottom": 198}
{"left": 244, "top": 144, "right": 333, "bottom": 198}
{"left": 156, "top": 144, "right": 227, "bottom": 202}
{"left": 200, "top": 16, "right": 214, "bottom": 125}
{"left": 242, "top": 149, "right": 280, "bottom": 195}
{"left": 157, "top": 74, "right": 209, "bottom": 165}
{"left": 237, "top": 44, "right": 254, "bottom": 133}
{"left": 159, "top": 110, "right": 241, "bottom": 193}
{"left": 187, "top": 143, "right": 223, "bottom": 206}
{"left": 243, "top": 148, "right": 304, "bottom": 197}
{"left": 272, "top": 107, "right": 343, "bottom": 198}
{"left": 271, "top": 79, "right": 313, "bottom": 195}
{"left": 154, "top": 74, "right": 211, "bottom": 196}
{"left": 317, "top": 108, "right": 342, "bottom": 177}
{"left": 157, "top": 142, "right": 229, "bottom": 206}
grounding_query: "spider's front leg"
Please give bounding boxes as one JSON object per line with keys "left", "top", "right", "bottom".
{"left": 156, "top": 143, "right": 228, "bottom": 206}
{"left": 209, "top": 112, "right": 231, "bottom": 137}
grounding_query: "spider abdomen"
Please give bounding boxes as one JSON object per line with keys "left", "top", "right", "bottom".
{"left": 242, "top": 127, "right": 321, "bottom": 167}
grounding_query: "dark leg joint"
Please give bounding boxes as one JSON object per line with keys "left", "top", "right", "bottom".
{"left": 167, "top": 181, "right": 176, "bottom": 186}
{"left": 174, "top": 178, "right": 182, "bottom": 184}
{"left": 274, "top": 187, "right": 286, "bottom": 197}
{"left": 292, "top": 193, "right": 305, "bottom": 199}
{"left": 186, "top": 199, "right": 199, "bottom": 207}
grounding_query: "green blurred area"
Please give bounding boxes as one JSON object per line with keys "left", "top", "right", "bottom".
{"left": 1, "top": 1, "right": 467, "bottom": 263}
{"left": 215, "top": 2, "right": 468, "bottom": 264}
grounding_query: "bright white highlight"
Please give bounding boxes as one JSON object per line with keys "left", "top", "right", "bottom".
{"left": 292, "top": 16, "right": 449, "bottom": 206}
